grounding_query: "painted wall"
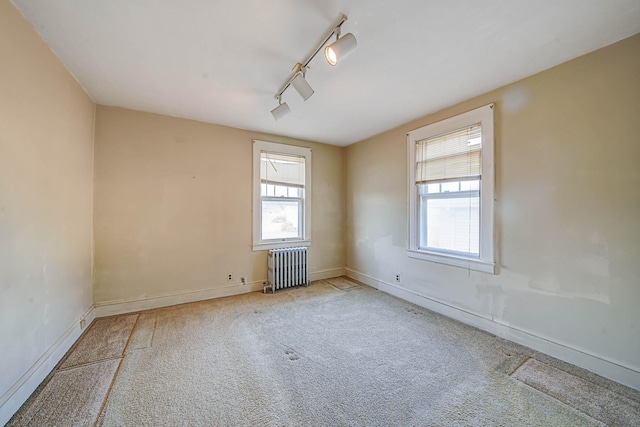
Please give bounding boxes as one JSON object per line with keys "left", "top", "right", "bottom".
{"left": 0, "top": 0, "right": 95, "bottom": 422}
{"left": 93, "top": 106, "right": 345, "bottom": 309}
{"left": 346, "top": 33, "right": 640, "bottom": 388}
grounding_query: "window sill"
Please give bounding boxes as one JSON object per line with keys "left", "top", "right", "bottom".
{"left": 253, "top": 240, "right": 311, "bottom": 252}
{"left": 406, "top": 249, "right": 495, "bottom": 274}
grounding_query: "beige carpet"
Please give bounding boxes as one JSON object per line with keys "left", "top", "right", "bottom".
{"left": 8, "top": 314, "right": 138, "bottom": 426}
{"left": 9, "top": 358, "right": 119, "bottom": 426}
{"left": 325, "top": 276, "right": 360, "bottom": 290}
{"left": 513, "top": 358, "right": 640, "bottom": 426}
{"left": 125, "top": 312, "right": 157, "bottom": 353}
{"left": 8, "top": 279, "right": 640, "bottom": 426}
{"left": 61, "top": 314, "right": 138, "bottom": 368}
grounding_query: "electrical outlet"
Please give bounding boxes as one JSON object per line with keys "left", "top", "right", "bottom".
{"left": 241, "top": 277, "right": 246, "bottom": 285}
{"left": 80, "top": 319, "right": 86, "bottom": 329}
{"left": 227, "top": 273, "right": 233, "bottom": 282}
{"left": 395, "top": 274, "right": 401, "bottom": 283}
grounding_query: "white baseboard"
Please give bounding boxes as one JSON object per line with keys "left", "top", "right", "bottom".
{"left": 310, "top": 267, "right": 345, "bottom": 281}
{"left": 345, "top": 269, "right": 381, "bottom": 290}
{"left": 345, "top": 268, "right": 640, "bottom": 391}
{"left": 95, "top": 281, "right": 264, "bottom": 317}
{"left": 0, "top": 305, "right": 96, "bottom": 426}
{"left": 95, "top": 268, "right": 347, "bottom": 318}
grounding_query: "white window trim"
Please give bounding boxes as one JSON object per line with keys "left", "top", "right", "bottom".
{"left": 407, "top": 104, "right": 495, "bottom": 274}
{"left": 253, "top": 140, "right": 312, "bottom": 251}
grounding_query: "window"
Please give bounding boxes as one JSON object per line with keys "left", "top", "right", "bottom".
{"left": 407, "top": 104, "right": 495, "bottom": 273}
{"left": 253, "top": 140, "right": 311, "bottom": 250}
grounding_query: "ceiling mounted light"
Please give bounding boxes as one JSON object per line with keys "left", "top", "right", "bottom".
{"left": 291, "top": 70, "right": 314, "bottom": 101}
{"left": 270, "top": 14, "right": 357, "bottom": 121}
{"left": 271, "top": 96, "right": 291, "bottom": 121}
{"left": 325, "top": 33, "right": 357, "bottom": 66}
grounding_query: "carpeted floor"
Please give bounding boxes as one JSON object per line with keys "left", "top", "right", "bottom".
{"left": 512, "top": 358, "right": 640, "bottom": 426}
{"left": 7, "top": 278, "right": 640, "bottom": 426}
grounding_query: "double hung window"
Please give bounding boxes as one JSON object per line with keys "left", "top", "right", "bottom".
{"left": 253, "top": 140, "right": 311, "bottom": 250}
{"left": 407, "top": 104, "right": 495, "bottom": 273}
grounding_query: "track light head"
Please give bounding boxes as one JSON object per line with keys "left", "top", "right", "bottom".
{"left": 271, "top": 97, "right": 291, "bottom": 121}
{"left": 270, "top": 14, "right": 355, "bottom": 120}
{"left": 291, "top": 72, "right": 314, "bottom": 101}
{"left": 325, "top": 32, "right": 357, "bottom": 66}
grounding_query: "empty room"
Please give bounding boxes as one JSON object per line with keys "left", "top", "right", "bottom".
{"left": 1, "top": 0, "right": 639, "bottom": 425}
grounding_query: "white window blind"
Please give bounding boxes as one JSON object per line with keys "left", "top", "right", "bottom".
{"left": 415, "top": 124, "right": 482, "bottom": 183}
{"left": 260, "top": 152, "right": 305, "bottom": 188}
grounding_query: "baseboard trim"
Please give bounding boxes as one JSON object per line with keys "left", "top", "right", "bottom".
{"left": 345, "top": 269, "right": 382, "bottom": 290}
{"left": 345, "top": 268, "right": 640, "bottom": 391}
{"left": 95, "top": 268, "right": 347, "bottom": 318}
{"left": 310, "top": 267, "right": 345, "bottom": 281}
{"left": 0, "top": 305, "right": 96, "bottom": 426}
{"left": 95, "top": 282, "right": 264, "bottom": 317}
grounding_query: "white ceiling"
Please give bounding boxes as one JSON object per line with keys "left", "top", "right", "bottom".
{"left": 12, "top": 0, "right": 640, "bottom": 146}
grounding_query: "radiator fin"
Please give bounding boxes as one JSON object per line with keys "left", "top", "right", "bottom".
{"left": 266, "top": 247, "right": 309, "bottom": 293}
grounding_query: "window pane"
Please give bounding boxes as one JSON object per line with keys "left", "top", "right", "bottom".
{"left": 274, "top": 185, "right": 287, "bottom": 197}
{"left": 460, "top": 179, "right": 480, "bottom": 191}
{"left": 441, "top": 181, "right": 460, "bottom": 192}
{"left": 261, "top": 199, "right": 301, "bottom": 240}
{"left": 419, "top": 194, "right": 479, "bottom": 255}
{"left": 287, "top": 187, "right": 303, "bottom": 198}
{"left": 427, "top": 183, "right": 440, "bottom": 193}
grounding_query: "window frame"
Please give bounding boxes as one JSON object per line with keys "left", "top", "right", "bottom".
{"left": 407, "top": 104, "right": 495, "bottom": 273}
{"left": 253, "top": 140, "right": 312, "bottom": 251}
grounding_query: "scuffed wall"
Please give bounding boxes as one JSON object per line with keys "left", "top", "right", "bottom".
{"left": 346, "top": 33, "right": 640, "bottom": 387}
{"left": 0, "top": 0, "right": 95, "bottom": 420}
{"left": 93, "top": 106, "right": 345, "bottom": 305}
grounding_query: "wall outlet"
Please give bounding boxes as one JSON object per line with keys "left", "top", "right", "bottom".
{"left": 241, "top": 277, "right": 246, "bottom": 285}
{"left": 395, "top": 274, "right": 401, "bottom": 283}
{"left": 227, "top": 273, "right": 233, "bottom": 282}
{"left": 80, "top": 319, "right": 86, "bottom": 329}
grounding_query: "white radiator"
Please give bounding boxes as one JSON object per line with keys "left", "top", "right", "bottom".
{"left": 265, "top": 247, "right": 310, "bottom": 293}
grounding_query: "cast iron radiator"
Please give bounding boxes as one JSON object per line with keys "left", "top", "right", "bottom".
{"left": 265, "top": 247, "right": 309, "bottom": 293}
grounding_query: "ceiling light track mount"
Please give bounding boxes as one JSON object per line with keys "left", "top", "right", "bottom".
{"left": 271, "top": 14, "right": 357, "bottom": 121}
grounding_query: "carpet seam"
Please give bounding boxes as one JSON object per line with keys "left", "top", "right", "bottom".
{"left": 513, "top": 358, "right": 638, "bottom": 426}
{"left": 513, "top": 373, "right": 607, "bottom": 426}
{"left": 55, "top": 318, "right": 98, "bottom": 369}
{"left": 13, "top": 280, "right": 637, "bottom": 426}
{"left": 92, "top": 356, "right": 125, "bottom": 427}
{"left": 6, "top": 371, "right": 54, "bottom": 426}
{"left": 509, "top": 356, "right": 532, "bottom": 376}
{"left": 56, "top": 355, "right": 127, "bottom": 372}
{"left": 149, "top": 313, "right": 158, "bottom": 348}
{"left": 92, "top": 314, "right": 140, "bottom": 427}
{"left": 120, "top": 313, "right": 140, "bottom": 357}
{"left": 5, "top": 320, "right": 101, "bottom": 427}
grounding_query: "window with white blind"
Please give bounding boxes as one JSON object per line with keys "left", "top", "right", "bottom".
{"left": 253, "top": 140, "right": 311, "bottom": 250}
{"left": 407, "top": 104, "right": 495, "bottom": 273}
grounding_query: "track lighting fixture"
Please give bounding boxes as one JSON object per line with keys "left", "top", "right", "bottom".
{"left": 325, "top": 32, "right": 357, "bottom": 66}
{"left": 271, "top": 14, "right": 357, "bottom": 120}
{"left": 271, "top": 96, "right": 291, "bottom": 121}
{"left": 291, "top": 68, "right": 314, "bottom": 101}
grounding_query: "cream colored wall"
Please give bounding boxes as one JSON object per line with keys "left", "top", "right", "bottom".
{"left": 346, "top": 33, "right": 640, "bottom": 387}
{"left": 93, "top": 106, "right": 345, "bottom": 307}
{"left": 0, "top": 0, "right": 95, "bottom": 421}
